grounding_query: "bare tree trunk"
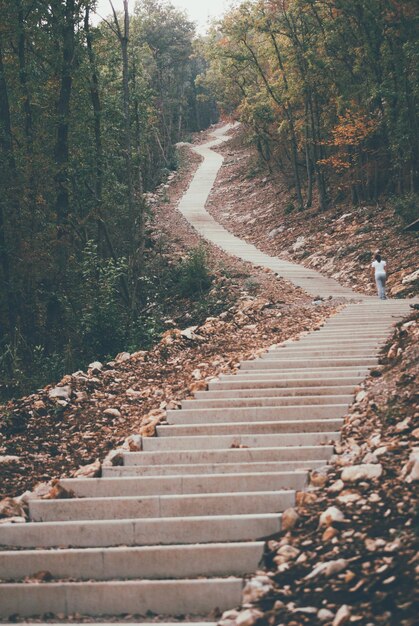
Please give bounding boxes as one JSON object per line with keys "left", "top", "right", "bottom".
{"left": 54, "top": 0, "right": 76, "bottom": 269}
{"left": 84, "top": 7, "right": 104, "bottom": 252}
{"left": 0, "top": 33, "right": 18, "bottom": 335}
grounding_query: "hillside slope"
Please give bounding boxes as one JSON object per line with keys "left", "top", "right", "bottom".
{"left": 207, "top": 126, "right": 418, "bottom": 299}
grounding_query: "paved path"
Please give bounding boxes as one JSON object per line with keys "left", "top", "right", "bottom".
{"left": 0, "top": 126, "right": 414, "bottom": 622}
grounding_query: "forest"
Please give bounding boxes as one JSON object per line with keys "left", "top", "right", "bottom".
{"left": 0, "top": 0, "right": 418, "bottom": 400}
{"left": 0, "top": 0, "right": 217, "bottom": 399}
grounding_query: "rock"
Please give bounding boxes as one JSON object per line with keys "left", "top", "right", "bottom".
{"left": 0, "top": 497, "right": 27, "bottom": 520}
{"left": 115, "top": 351, "right": 131, "bottom": 363}
{"left": 402, "top": 449, "right": 419, "bottom": 483}
{"left": 102, "top": 448, "right": 124, "bottom": 467}
{"left": 310, "top": 468, "right": 329, "bottom": 488}
{"left": 294, "top": 607, "right": 317, "bottom": 615}
{"left": 319, "top": 506, "right": 346, "bottom": 528}
{"left": 74, "top": 459, "right": 101, "bottom": 478}
{"left": 292, "top": 236, "right": 306, "bottom": 251}
{"left": 305, "top": 558, "right": 348, "bottom": 580}
{"left": 180, "top": 326, "right": 203, "bottom": 341}
{"left": 341, "top": 463, "right": 383, "bottom": 483}
{"left": 336, "top": 491, "right": 362, "bottom": 504}
{"left": 281, "top": 507, "right": 300, "bottom": 530}
{"left": 0, "top": 455, "right": 21, "bottom": 465}
{"left": 268, "top": 226, "right": 284, "bottom": 238}
{"left": 191, "top": 368, "right": 202, "bottom": 380}
{"left": 274, "top": 544, "right": 300, "bottom": 565}
{"left": 103, "top": 408, "right": 122, "bottom": 419}
{"left": 332, "top": 604, "right": 351, "bottom": 626}
{"left": 327, "top": 479, "right": 344, "bottom": 494}
{"left": 395, "top": 417, "right": 411, "bottom": 432}
{"left": 362, "top": 452, "right": 379, "bottom": 464}
{"left": 48, "top": 385, "right": 71, "bottom": 401}
{"left": 33, "top": 400, "right": 46, "bottom": 413}
{"left": 122, "top": 435, "right": 142, "bottom": 451}
{"left": 402, "top": 268, "right": 419, "bottom": 284}
{"left": 88, "top": 361, "right": 103, "bottom": 374}
{"left": 318, "top": 608, "right": 335, "bottom": 622}
{"left": 42, "top": 481, "right": 75, "bottom": 500}
{"left": 387, "top": 343, "right": 398, "bottom": 360}
{"left": 126, "top": 388, "right": 142, "bottom": 399}
{"left": 355, "top": 390, "right": 367, "bottom": 403}
{"left": 322, "top": 527, "right": 339, "bottom": 541}
{"left": 412, "top": 428, "right": 419, "bottom": 440}
{"left": 242, "top": 578, "right": 272, "bottom": 604}
{"left": 296, "top": 491, "right": 318, "bottom": 506}
{"left": 236, "top": 609, "right": 264, "bottom": 626}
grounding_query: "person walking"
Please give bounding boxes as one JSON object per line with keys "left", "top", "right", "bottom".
{"left": 371, "top": 251, "right": 387, "bottom": 300}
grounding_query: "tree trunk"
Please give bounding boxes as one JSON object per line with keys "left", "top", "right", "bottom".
{"left": 54, "top": 0, "right": 76, "bottom": 268}
{"left": 0, "top": 33, "right": 18, "bottom": 335}
{"left": 84, "top": 7, "right": 104, "bottom": 253}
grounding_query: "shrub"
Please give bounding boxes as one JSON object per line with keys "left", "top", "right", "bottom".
{"left": 175, "top": 246, "right": 213, "bottom": 298}
{"left": 392, "top": 193, "right": 419, "bottom": 225}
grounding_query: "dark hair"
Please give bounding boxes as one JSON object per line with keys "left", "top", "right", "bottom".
{"left": 375, "top": 253, "right": 381, "bottom": 262}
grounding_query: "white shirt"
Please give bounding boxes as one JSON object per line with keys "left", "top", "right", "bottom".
{"left": 372, "top": 260, "right": 387, "bottom": 276}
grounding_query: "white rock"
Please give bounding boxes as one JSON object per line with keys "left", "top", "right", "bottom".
{"left": 328, "top": 479, "right": 344, "bottom": 494}
{"left": 115, "top": 351, "right": 130, "bottom": 363}
{"left": 318, "top": 608, "right": 335, "bottom": 622}
{"left": 88, "top": 361, "right": 103, "bottom": 373}
{"left": 276, "top": 544, "right": 300, "bottom": 562}
{"left": 319, "top": 506, "right": 346, "bottom": 527}
{"left": 0, "top": 455, "right": 21, "bottom": 465}
{"left": 341, "top": 464, "right": 383, "bottom": 483}
{"left": 402, "top": 269, "right": 419, "bottom": 284}
{"left": 49, "top": 385, "right": 71, "bottom": 401}
{"left": 103, "top": 408, "right": 122, "bottom": 419}
{"left": 180, "top": 326, "right": 202, "bottom": 340}
{"left": 292, "top": 236, "right": 306, "bottom": 251}
{"left": 236, "top": 609, "right": 264, "bottom": 626}
{"left": 305, "top": 558, "right": 348, "bottom": 580}
{"left": 126, "top": 388, "right": 142, "bottom": 399}
{"left": 355, "top": 390, "right": 367, "bottom": 403}
{"left": 403, "top": 449, "right": 419, "bottom": 483}
{"left": 333, "top": 604, "right": 351, "bottom": 626}
{"left": 242, "top": 578, "right": 272, "bottom": 604}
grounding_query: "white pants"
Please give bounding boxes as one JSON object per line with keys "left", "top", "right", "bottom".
{"left": 375, "top": 273, "right": 387, "bottom": 299}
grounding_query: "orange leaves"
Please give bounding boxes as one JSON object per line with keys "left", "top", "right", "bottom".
{"left": 330, "top": 110, "right": 379, "bottom": 148}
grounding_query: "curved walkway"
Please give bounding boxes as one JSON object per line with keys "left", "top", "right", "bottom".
{"left": 0, "top": 127, "right": 415, "bottom": 621}
{"left": 180, "top": 124, "right": 359, "bottom": 299}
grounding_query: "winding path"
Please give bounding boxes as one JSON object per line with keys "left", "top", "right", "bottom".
{"left": 0, "top": 126, "right": 414, "bottom": 622}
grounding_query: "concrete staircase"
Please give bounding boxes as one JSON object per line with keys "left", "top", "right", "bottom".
{"left": 0, "top": 125, "right": 415, "bottom": 620}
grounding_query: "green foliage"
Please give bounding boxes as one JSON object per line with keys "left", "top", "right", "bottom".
{"left": 391, "top": 193, "right": 419, "bottom": 225}
{"left": 175, "top": 246, "right": 213, "bottom": 298}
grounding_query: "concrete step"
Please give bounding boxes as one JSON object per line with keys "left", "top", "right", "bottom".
{"left": 208, "top": 377, "right": 361, "bottom": 390}
{"left": 122, "top": 444, "right": 334, "bottom": 466}
{"left": 141, "top": 431, "right": 339, "bottom": 451}
{"left": 168, "top": 404, "right": 348, "bottom": 423}
{"left": 29, "top": 490, "right": 296, "bottom": 522}
{"left": 0, "top": 578, "right": 244, "bottom": 618}
{"left": 158, "top": 419, "right": 343, "bottom": 437}
{"left": 0, "top": 541, "right": 264, "bottom": 581}
{"left": 59, "top": 470, "right": 307, "bottom": 497}
{"left": 196, "top": 385, "right": 356, "bottom": 398}
{"left": 263, "top": 349, "right": 378, "bottom": 358}
{"left": 103, "top": 459, "right": 326, "bottom": 477}
{"left": 240, "top": 357, "right": 377, "bottom": 370}
{"left": 183, "top": 394, "right": 353, "bottom": 407}
{"left": 223, "top": 368, "right": 369, "bottom": 379}
{"left": 0, "top": 513, "right": 282, "bottom": 549}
